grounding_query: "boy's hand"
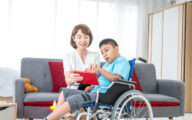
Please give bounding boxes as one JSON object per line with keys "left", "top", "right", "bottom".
{"left": 84, "top": 85, "right": 94, "bottom": 92}
{"left": 85, "top": 64, "right": 100, "bottom": 73}
{"left": 70, "top": 73, "right": 83, "bottom": 83}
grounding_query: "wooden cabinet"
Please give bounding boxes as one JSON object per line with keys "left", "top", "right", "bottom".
{"left": 148, "top": 2, "right": 192, "bottom": 112}
{"left": 0, "top": 103, "right": 17, "bottom": 120}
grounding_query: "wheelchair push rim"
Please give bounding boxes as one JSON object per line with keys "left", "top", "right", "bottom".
{"left": 111, "top": 90, "right": 153, "bottom": 120}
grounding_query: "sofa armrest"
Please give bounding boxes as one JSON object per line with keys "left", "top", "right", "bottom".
{"left": 15, "top": 78, "right": 25, "bottom": 118}
{"left": 157, "top": 79, "right": 185, "bottom": 115}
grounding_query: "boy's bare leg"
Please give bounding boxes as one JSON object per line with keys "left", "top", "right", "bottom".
{"left": 55, "top": 91, "right": 74, "bottom": 120}
{"left": 46, "top": 101, "right": 71, "bottom": 120}
{"left": 56, "top": 91, "right": 65, "bottom": 108}
{"left": 51, "top": 91, "right": 74, "bottom": 120}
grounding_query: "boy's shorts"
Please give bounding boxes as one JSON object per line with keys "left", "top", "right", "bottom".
{"left": 61, "top": 88, "right": 96, "bottom": 113}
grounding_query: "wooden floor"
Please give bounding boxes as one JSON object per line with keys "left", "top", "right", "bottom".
{"left": 154, "top": 114, "right": 192, "bottom": 120}
{"left": 16, "top": 114, "right": 192, "bottom": 120}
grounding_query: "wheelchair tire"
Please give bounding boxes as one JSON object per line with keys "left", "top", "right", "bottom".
{"left": 111, "top": 90, "right": 153, "bottom": 120}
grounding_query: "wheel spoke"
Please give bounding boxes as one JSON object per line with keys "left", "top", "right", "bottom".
{"left": 111, "top": 91, "right": 153, "bottom": 120}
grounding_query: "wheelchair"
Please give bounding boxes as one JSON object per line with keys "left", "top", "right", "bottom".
{"left": 76, "top": 58, "right": 153, "bottom": 120}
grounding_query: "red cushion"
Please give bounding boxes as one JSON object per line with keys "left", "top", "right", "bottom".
{"left": 24, "top": 101, "right": 55, "bottom": 107}
{"left": 150, "top": 101, "right": 179, "bottom": 107}
{"left": 132, "top": 101, "right": 179, "bottom": 107}
{"left": 48, "top": 62, "right": 67, "bottom": 92}
{"left": 24, "top": 101, "right": 179, "bottom": 107}
{"left": 131, "top": 69, "right": 143, "bottom": 91}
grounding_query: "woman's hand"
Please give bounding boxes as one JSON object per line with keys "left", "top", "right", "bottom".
{"left": 69, "top": 73, "right": 83, "bottom": 84}
{"left": 84, "top": 85, "right": 94, "bottom": 92}
{"left": 65, "top": 72, "right": 84, "bottom": 86}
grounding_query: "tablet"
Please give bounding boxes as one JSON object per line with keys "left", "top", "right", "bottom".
{"left": 73, "top": 71, "right": 99, "bottom": 85}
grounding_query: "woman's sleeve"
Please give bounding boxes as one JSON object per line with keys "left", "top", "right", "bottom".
{"left": 63, "top": 53, "right": 72, "bottom": 72}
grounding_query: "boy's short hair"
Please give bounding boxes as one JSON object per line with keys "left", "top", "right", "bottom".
{"left": 99, "top": 38, "right": 118, "bottom": 48}
{"left": 70, "top": 24, "right": 93, "bottom": 49}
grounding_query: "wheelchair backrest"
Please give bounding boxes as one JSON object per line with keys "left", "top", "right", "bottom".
{"left": 128, "top": 58, "right": 136, "bottom": 79}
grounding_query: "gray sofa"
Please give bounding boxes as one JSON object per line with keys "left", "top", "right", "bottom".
{"left": 15, "top": 58, "right": 185, "bottom": 119}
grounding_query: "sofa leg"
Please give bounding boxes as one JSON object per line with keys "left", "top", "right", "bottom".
{"left": 169, "top": 117, "right": 173, "bottom": 120}
{"left": 24, "top": 118, "right": 33, "bottom": 120}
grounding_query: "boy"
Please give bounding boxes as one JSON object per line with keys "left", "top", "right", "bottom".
{"left": 44, "top": 38, "right": 130, "bottom": 120}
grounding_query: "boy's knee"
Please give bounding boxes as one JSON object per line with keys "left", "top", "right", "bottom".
{"left": 66, "top": 95, "right": 85, "bottom": 113}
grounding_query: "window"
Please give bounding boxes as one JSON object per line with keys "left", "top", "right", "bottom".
{"left": 0, "top": 0, "right": 142, "bottom": 70}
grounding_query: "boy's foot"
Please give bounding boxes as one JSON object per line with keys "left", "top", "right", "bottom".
{"left": 79, "top": 109, "right": 97, "bottom": 120}
{"left": 64, "top": 115, "right": 75, "bottom": 120}
{"left": 64, "top": 113, "right": 75, "bottom": 120}
{"left": 79, "top": 115, "right": 97, "bottom": 120}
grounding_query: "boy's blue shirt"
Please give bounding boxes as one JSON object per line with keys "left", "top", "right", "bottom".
{"left": 91, "top": 56, "right": 131, "bottom": 93}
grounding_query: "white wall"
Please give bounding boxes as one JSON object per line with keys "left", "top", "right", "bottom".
{"left": 176, "top": 0, "right": 192, "bottom": 4}
{"left": 0, "top": 68, "right": 19, "bottom": 97}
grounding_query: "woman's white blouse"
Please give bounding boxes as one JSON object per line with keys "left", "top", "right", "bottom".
{"left": 63, "top": 50, "right": 100, "bottom": 89}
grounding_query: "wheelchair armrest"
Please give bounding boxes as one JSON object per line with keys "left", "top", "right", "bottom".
{"left": 114, "top": 78, "right": 136, "bottom": 85}
{"left": 95, "top": 79, "right": 136, "bottom": 104}
{"left": 95, "top": 85, "right": 114, "bottom": 103}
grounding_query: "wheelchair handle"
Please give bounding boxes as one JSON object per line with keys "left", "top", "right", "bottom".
{"left": 137, "top": 57, "right": 147, "bottom": 63}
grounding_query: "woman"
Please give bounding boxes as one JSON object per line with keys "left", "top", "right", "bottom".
{"left": 58, "top": 24, "right": 100, "bottom": 120}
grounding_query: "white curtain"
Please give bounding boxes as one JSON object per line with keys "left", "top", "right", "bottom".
{"left": 0, "top": 0, "right": 171, "bottom": 71}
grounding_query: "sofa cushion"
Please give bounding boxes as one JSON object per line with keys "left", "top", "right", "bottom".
{"left": 134, "top": 63, "right": 157, "bottom": 93}
{"left": 24, "top": 92, "right": 59, "bottom": 107}
{"left": 145, "top": 94, "right": 180, "bottom": 106}
{"left": 132, "top": 94, "right": 179, "bottom": 107}
{"left": 48, "top": 62, "right": 67, "bottom": 92}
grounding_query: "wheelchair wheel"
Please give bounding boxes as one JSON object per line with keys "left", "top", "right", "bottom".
{"left": 111, "top": 90, "right": 153, "bottom": 120}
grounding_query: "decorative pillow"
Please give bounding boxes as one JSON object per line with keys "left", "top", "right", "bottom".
{"left": 131, "top": 69, "right": 143, "bottom": 92}
{"left": 48, "top": 62, "right": 67, "bottom": 92}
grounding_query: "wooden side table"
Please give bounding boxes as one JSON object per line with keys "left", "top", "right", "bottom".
{"left": 0, "top": 103, "right": 17, "bottom": 120}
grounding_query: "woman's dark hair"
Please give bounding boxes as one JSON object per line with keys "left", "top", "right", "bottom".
{"left": 70, "top": 24, "right": 93, "bottom": 49}
{"left": 99, "top": 38, "right": 118, "bottom": 48}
